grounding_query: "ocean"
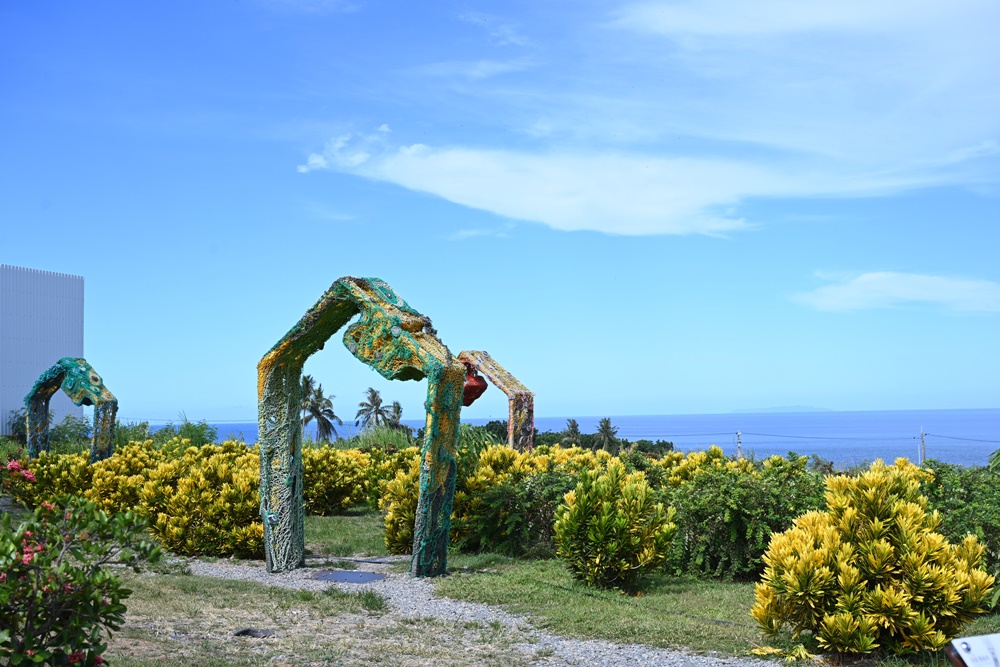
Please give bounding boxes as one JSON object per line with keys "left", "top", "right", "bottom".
{"left": 155, "top": 408, "right": 1000, "bottom": 469}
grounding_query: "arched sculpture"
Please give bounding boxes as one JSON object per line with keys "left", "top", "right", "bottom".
{"left": 457, "top": 350, "right": 534, "bottom": 451}
{"left": 25, "top": 357, "right": 118, "bottom": 462}
{"left": 258, "top": 277, "right": 465, "bottom": 576}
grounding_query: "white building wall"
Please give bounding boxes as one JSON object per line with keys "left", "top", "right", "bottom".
{"left": 0, "top": 264, "right": 84, "bottom": 436}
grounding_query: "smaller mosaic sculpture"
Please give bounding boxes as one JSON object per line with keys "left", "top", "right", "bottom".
{"left": 25, "top": 357, "right": 118, "bottom": 462}
{"left": 456, "top": 351, "right": 534, "bottom": 450}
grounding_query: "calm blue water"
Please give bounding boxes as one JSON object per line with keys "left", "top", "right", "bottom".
{"left": 149, "top": 408, "right": 1000, "bottom": 468}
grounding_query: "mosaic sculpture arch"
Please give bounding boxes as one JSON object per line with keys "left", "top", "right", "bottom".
{"left": 25, "top": 357, "right": 118, "bottom": 463}
{"left": 457, "top": 351, "right": 534, "bottom": 451}
{"left": 258, "top": 277, "right": 465, "bottom": 575}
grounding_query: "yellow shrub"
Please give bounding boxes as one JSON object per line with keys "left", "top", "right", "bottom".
{"left": 666, "top": 445, "right": 727, "bottom": 486}
{"left": 752, "top": 459, "right": 994, "bottom": 655}
{"left": 5, "top": 451, "right": 92, "bottom": 506}
{"left": 554, "top": 459, "right": 676, "bottom": 593}
{"left": 86, "top": 441, "right": 165, "bottom": 513}
{"left": 364, "top": 446, "right": 421, "bottom": 509}
{"left": 142, "top": 442, "right": 263, "bottom": 558}
{"left": 302, "top": 446, "right": 371, "bottom": 515}
{"left": 380, "top": 458, "right": 421, "bottom": 554}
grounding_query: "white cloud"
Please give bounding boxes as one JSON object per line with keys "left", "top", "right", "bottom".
{"left": 793, "top": 272, "right": 1000, "bottom": 312}
{"left": 297, "top": 2, "right": 999, "bottom": 235}
{"left": 414, "top": 59, "right": 533, "bottom": 81}
{"left": 459, "top": 12, "right": 529, "bottom": 46}
{"left": 296, "top": 132, "right": 980, "bottom": 235}
{"left": 447, "top": 223, "right": 516, "bottom": 241}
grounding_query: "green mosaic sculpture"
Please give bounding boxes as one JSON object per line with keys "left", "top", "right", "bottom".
{"left": 457, "top": 350, "right": 534, "bottom": 451}
{"left": 25, "top": 357, "right": 118, "bottom": 462}
{"left": 258, "top": 277, "right": 465, "bottom": 576}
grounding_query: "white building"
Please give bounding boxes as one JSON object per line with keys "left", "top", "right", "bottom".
{"left": 0, "top": 264, "right": 84, "bottom": 436}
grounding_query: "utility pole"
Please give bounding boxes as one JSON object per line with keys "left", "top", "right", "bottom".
{"left": 920, "top": 427, "right": 926, "bottom": 464}
{"left": 736, "top": 429, "right": 742, "bottom": 459}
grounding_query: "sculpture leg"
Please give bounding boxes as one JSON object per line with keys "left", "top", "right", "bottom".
{"left": 411, "top": 362, "right": 465, "bottom": 577}
{"left": 89, "top": 400, "right": 118, "bottom": 463}
{"left": 26, "top": 390, "right": 56, "bottom": 459}
{"left": 509, "top": 393, "right": 535, "bottom": 451}
{"left": 259, "top": 364, "right": 305, "bottom": 573}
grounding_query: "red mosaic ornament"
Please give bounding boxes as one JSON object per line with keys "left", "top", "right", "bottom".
{"left": 462, "top": 363, "right": 488, "bottom": 406}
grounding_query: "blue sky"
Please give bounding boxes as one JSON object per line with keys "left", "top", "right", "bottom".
{"left": 2, "top": 0, "right": 998, "bottom": 425}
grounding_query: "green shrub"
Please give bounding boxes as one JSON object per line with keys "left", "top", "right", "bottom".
{"left": 922, "top": 460, "right": 1000, "bottom": 576}
{"left": 0, "top": 495, "right": 161, "bottom": 665}
{"left": 553, "top": 459, "right": 676, "bottom": 593}
{"left": 665, "top": 453, "right": 825, "bottom": 579}
{"left": 49, "top": 414, "right": 92, "bottom": 450}
{"left": 752, "top": 459, "right": 995, "bottom": 655}
{"left": 151, "top": 419, "right": 218, "bottom": 447}
{"left": 454, "top": 471, "right": 577, "bottom": 558}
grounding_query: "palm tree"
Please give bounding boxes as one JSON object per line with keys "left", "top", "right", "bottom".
{"left": 593, "top": 417, "right": 619, "bottom": 452}
{"left": 355, "top": 387, "right": 390, "bottom": 430}
{"left": 386, "top": 401, "right": 403, "bottom": 427}
{"left": 301, "top": 374, "right": 343, "bottom": 442}
{"left": 562, "top": 418, "right": 581, "bottom": 445}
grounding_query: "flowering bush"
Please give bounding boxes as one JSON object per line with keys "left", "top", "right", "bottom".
{"left": 0, "top": 495, "right": 161, "bottom": 665}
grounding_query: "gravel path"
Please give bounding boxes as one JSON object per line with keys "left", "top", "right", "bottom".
{"left": 183, "top": 556, "right": 778, "bottom": 667}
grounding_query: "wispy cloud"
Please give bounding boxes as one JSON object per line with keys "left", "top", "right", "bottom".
{"left": 298, "top": 1, "right": 1000, "bottom": 235}
{"left": 459, "top": 12, "right": 529, "bottom": 46}
{"left": 793, "top": 272, "right": 1000, "bottom": 312}
{"left": 447, "top": 223, "right": 516, "bottom": 241}
{"left": 413, "top": 59, "right": 533, "bottom": 81}
{"left": 296, "top": 131, "right": 975, "bottom": 235}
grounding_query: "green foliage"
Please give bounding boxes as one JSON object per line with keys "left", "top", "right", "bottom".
{"left": 554, "top": 459, "right": 676, "bottom": 593}
{"left": 150, "top": 419, "right": 218, "bottom": 447}
{"left": 454, "top": 472, "right": 577, "bottom": 558}
{"left": 752, "top": 459, "right": 995, "bottom": 655}
{"left": 5, "top": 408, "right": 28, "bottom": 446}
{"left": 113, "top": 420, "right": 153, "bottom": 449}
{"left": 922, "top": 460, "right": 1000, "bottom": 576}
{"left": 664, "top": 453, "right": 825, "bottom": 579}
{"left": 632, "top": 439, "right": 675, "bottom": 456}
{"left": 49, "top": 414, "right": 92, "bottom": 449}
{"left": 0, "top": 495, "right": 161, "bottom": 665}
{"left": 482, "top": 420, "right": 509, "bottom": 443}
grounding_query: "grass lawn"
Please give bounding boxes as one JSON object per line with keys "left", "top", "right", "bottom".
{"left": 5, "top": 501, "right": 1000, "bottom": 666}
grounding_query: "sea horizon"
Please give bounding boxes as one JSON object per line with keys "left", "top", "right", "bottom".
{"left": 139, "top": 406, "right": 1000, "bottom": 469}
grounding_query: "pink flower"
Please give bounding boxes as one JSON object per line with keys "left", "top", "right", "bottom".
{"left": 68, "top": 651, "right": 85, "bottom": 664}
{"left": 6, "top": 460, "right": 22, "bottom": 472}
{"left": 41, "top": 501, "right": 54, "bottom": 511}
{"left": 95, "top": 656, "right": 104, "bottom": 665}
{"left": 22, "top": 551, "right": 33, "bottom": 565}
{"left": 20, "top": 470, "right": 35, "bottom": 482}
{"left": 0, "top": 573, "right": 6, "bottom": 583}
{"left": 25, "top": 650, "right": 34, "bottom": 657}
{"left": 23, "top": 531, "right": 32, "bottom": 538}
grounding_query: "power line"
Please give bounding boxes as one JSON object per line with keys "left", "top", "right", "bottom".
{"left": 924, "top": 433, "right": 1000, "bottom": 444}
